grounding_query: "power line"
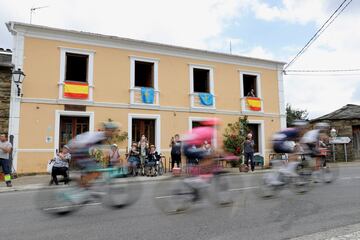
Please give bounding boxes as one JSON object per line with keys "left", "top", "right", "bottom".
{"left": 284, "top": 0, "right": 353, "bottom": 71}
{"left": 285, "top": 68, "right": 360, "bottom": 73}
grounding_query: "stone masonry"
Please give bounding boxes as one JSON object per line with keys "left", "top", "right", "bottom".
{"left": 0, "top": 49, "right": 12, "bottom": 134}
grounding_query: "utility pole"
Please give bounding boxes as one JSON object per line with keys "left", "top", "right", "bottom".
{"left": 30, "top": 6, "right": 49, "bottom": 24}
{"left": 229, "top": 40, "right": 232, "bottom": 54}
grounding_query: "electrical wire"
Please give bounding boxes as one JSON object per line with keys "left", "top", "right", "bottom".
{"left": 284, "top": 0, "right": 353, "bottom": 71}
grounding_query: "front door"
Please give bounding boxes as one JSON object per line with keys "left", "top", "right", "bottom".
{"left": 353, "top": 126, "right": 360, "bottom": 159}
{"left": 132, "top": 119, "right": 156, "bottom": 146}
{"left": 248, "top": 124, "right": 259, "bottom": 153}
{"left": 59, "top": 116, "right": 89, "bottom": 150}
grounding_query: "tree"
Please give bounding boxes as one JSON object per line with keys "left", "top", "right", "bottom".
{"left": 223, "top": 116, "right": 249, "bottom": 166}
{"left": 286, "top": 104, "right": 308, "bottom": 127}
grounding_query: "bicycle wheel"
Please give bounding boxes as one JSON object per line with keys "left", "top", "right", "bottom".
{"left": 292, "top": 172, "right": 312, "bottom": 194}
{"left": 209, "top": 174, "right": 233, "bottom": 206}
{"left": 255, "top": 172, "right": 278, "bottom": 198}
{"left": 35, "top": 185, "right": 82, "bottom": 216}
{"left": 153, "top": 177, "right": 193, "bottom": 214}
{"left": 321, "top": 164, "right": 339, "bottom": 183}
{"left": 103, "top": 177, "right": 142, "bottom": 209}
{"left": 157, "top": 161, "right": 164, "bottom": 176}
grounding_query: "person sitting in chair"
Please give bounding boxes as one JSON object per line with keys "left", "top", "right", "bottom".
{"left": 50, "top": 145, "right": 71, "bottom": 185}
{"left": 146, "top": 145, "right": 161, "bottom": 177}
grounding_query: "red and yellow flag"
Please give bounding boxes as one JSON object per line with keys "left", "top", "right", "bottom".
{"left": 246, "top": 97, "right": 261, "bottom": 111}
{"left": 64, "top": 82, "right": 89, "bottom": 99}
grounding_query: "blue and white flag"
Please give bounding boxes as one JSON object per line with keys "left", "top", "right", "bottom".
{"left": 141, "top": 87, "right": 154, "bottom": 104}
{"left": 199, "top": 93, "right": 213, "bottom": 106}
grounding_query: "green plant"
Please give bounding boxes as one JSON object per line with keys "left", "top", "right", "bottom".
{"left": 223, "top": 116, "right": 249, "bottom": 166}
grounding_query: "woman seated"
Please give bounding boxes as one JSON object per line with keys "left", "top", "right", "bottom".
{"left": 145, "top": 145, "right": 161, "bottom": 177}
{"left": 50, "top": 145, "right": 71, "bottom": 185}
{"left": 127, "top": 143, "right": 140, "bottom": 176}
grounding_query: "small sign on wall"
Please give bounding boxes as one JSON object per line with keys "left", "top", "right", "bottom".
{"left": 46, "top": 136, "right": 53, "bottom": 143}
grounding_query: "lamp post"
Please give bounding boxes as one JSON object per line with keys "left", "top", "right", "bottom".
{"left": 12, "top": 68, "right": 26, "bottom": 97}
{"left": 330, "top": 128, "right": 337, "bottom": 162}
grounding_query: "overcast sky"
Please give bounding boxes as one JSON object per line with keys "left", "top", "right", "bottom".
{"left": 1, "top": 0, "right": 359, "bottom": 119}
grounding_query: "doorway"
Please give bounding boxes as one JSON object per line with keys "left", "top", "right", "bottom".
{"left": 132, "top": 119, "right": 156, "bottom": 145}
{"left": 59, "top": 116, "right": 89, "bottom": 150}
{"left": 247, "top": 123, "right": 260, "bottom": 153}
{"left": 128, "top": 114, "right": 160, "bottom": 152}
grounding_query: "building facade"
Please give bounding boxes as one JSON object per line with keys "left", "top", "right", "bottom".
{"left": 311, "top": 104, "right": 360, "bottom": 161}
{"left": 7, "top": 22, "right": 286, "bottom": 173}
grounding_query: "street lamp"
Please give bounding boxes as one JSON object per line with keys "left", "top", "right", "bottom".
{"left": 12, "top": 68, "right": 26, "bottom": 97}
{"left": 330, "top": 127, "right": 337, "bottom": 162}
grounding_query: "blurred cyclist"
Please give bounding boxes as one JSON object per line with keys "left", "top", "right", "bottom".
{"left": 181, "top": 118, "right": 220, "bottom": 201}
{"left": 182, "top": 118, "right": 220, "bottom": 167}
{"left": 67, "top": 122, "right": 119, "bottom": 188}
{"left": 300, "top": 122, "right": 330, "bottom": 169}
{"left": 269, "top": 120, "right": 308, "bottom": 184}
{"left": 272, "top": 120, "right": 308, "bottom": 158}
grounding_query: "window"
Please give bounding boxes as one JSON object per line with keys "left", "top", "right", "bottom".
{"left": 193, "top": 68, "right": 210, "bottom": 93}
{"left": 243, "top": 74, "right": 257, "bottom": 97}
{"left": 135, "top": 61, "right": 154, "bottom": 87}
{"left": 65, "top": 53, "right": 88, "bottom": 83}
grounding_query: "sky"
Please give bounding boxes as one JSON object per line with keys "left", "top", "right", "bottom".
{"left": 0, "top": 0, "right": 359, "bottom": 119}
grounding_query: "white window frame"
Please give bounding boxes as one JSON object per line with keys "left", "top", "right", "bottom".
{"left": 240, "top": 71, "right": 262, "bottom": 112}
{"left": 130, "top": 56, "right": 159, "bottom": 106}
{"left": 247, "top": 120, "right": 265, "bottom": 156}
{"left": 127, "top": 113, "right": 161, "bottom": 152}
{"left": 59, "top": 47, "right": 95, "bottom": 101}
{"left": 54, "top": 110, "right": 95, "bottom": 156}
{"left": 189, "top": 64, "right": 215, "bottom": 109}
{"left": 188, "top": 117, "right": 217, "bottom": 148}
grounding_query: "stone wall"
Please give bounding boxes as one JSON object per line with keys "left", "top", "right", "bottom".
{"left": 0, "top": 67, "right": 11, "bottom": 134}
{"left": 329, "top": 119, "right": 360, "bottom": 161}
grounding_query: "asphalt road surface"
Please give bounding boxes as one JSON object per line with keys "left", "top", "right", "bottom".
{"left": 1, "top": 166, "right": 360, "bottom": 240}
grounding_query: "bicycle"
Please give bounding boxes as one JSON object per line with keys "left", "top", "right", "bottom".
{"left": 36, "top": 166, "right": 142, "bottom": 216}
{"left": 257, "top": 159, "right": 312, "bottom": 198}
{"left": 153, "top": 157, "right": 234, "bottom": 214}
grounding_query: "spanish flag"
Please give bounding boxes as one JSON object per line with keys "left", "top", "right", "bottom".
{"left": 246, "top": 97, "right": 261, "bottom": 111}
{"left": 64, "top": 82, "right": 89, "bottom": 99}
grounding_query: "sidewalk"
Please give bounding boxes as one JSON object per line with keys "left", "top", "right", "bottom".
{"left": 0, "top": 161, "right": 358, "bottom": 193}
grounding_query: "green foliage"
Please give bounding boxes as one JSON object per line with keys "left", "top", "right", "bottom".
{"left": 223, "top": 116, "right": 249, "bottom": 166}
{"left": 286, "top": 104, "right": 309, "bottom": 127}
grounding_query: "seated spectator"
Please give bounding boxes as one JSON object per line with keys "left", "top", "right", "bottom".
{"left": 50, "top": 145, "right": 71, "bottom": 185}
{"left": 108, "top": 144, "right": 121, "bottom": 167}
{"left": 146, "top": 145, "right": 161, "bottom": 176}
{"left": 127, "top": 143, "right": 140, "bottom": 176}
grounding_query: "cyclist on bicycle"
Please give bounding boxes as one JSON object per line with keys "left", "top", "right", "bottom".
{"left": 272, "top": 120, "right": 308, "bottom": 156}
{"left": 270, "top": 120, "right": 308, "bottom": 184}
{"left": 181, "top": 118, "right": 220, "bottom": 201}
{"left": 67, "top": 121, "right": 119, "bottom": 187}
{"left": 300, "top": 122, "right": 330, "bottom": 169}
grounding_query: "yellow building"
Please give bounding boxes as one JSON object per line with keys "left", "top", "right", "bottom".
{"left": 6, "top": 22, "right": 286, "bottom": 173}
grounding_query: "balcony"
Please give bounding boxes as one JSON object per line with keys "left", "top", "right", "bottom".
{"left": 130, "top": 87, "right": 160, "bottom": 106}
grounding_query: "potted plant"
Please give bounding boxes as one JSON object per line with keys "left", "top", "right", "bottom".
{"left": 222, "top": 116, "right": 249, "bottom": 172}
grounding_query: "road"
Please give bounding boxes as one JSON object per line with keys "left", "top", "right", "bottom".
{"left": 1, "top": 166, "right": 360, "bottom": 240}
